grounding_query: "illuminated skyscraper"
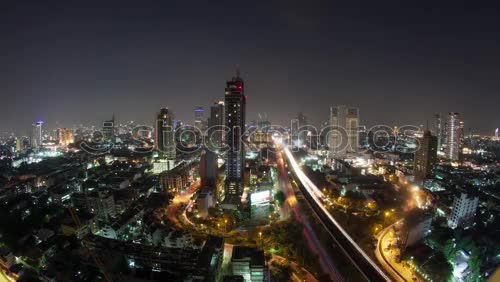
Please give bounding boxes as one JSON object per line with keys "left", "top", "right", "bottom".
{"left": 290, "top": 118, "right": 299, "bottom": 146}
{"left": 433, "top": 114, "right": 443, "bottom": 151}
{"left": 194, "top": 107, "right": 205, "bottom": 131}
{"left": 413, "top": 130, "right": 437, "bottom": 183}
{"left": 445, "top": 112, "right": 461, "bottom": 161}
{"left": 297, "top": 112, "right": 309, "bottom": 146}
{"left": 31, "top": 120, "right": 43, "bottom": 148}
{"left": 102, "top": 115, "right": 115, "bottom": 143}
{"left": 153, "top": 108, "right": 176, "bottom": 173}
{"left": 329, "top": 105, "right": 359, "bottom": 158}
{"left": 459, "top": 120, "right": 465, "bottom": 149}
{"left": 154, "top": 108, "right": 176, "bottom": 160}
{"left": 207, "top": 101, "right": 224, "bottom": 150}
{"left": 291, "top": 112, "right": 309, "bottom": 147}
{"left": 223, "top": 71, "right": 246, "bottom": 208}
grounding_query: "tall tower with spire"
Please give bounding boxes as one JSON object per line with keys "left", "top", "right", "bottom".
{"left": 222, "top": 69, "right": 246, "bottom": 208}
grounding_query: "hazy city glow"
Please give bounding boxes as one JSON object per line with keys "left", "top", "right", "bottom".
{"left": 0, "top": 2, "right": 498, "bottom": 282}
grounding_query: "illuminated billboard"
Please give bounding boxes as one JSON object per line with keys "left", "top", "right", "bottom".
{"left": 250, "top": 190, "right": 271, "bottom": 206}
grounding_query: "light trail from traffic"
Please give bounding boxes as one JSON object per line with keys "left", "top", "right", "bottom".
{"left": 276, "top": 149, "right": 343, "bottom": 281}
{"left": 281, "top": 144, "right": 391, "bottom": 281}
{"left": 166, "top": 181, "right": 200, "bottom": 228}
{"left": 376, "top": 221, "right": 409, "bottom": 282}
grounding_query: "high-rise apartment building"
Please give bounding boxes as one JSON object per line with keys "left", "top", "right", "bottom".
{"left": 31, "top": 120, "right": 44, "bottom": 148}
{"left": 194, "top": 107, "right": 205, "bottom": 131}
{"left": 155, "top": 107, "right": 176, "bottom": 159}
{"left": 413, "top": 130, "right": 438, "bottom": 183}
{"left": 102, "top": 116, "right": 115, "bottom": 143}
{"left": 291, "top": 112, "right": 309, "bottom": 147}
{"left": 445, "top": 112, "right": 461, "bottom": 161}
{"left": 223, "top": 71, "right": 246, "bottom": 208}
{"left": 207, "top": 101, "right": 224, "bottom": 150}
{"left": 153, "top": 108, "right": 176, "bottom": 173}
{"left": 200, "top": 149, "right": 218, "bottom": 188}
{"left": 433, "top": 114, "right": 443, "bottom": 151}
{"left": 329, "top": 105, "right": 359, "bottom": 158}
{"left": 448, "top": 192, "right": 479, "bottom": 229}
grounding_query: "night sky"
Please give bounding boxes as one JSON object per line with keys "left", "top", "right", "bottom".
{"left": 1, "top": 1, "right": 499, "bottom": 134}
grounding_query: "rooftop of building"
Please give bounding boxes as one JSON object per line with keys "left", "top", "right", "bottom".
{"left": 197, "top": 188, "right": 214, "bottom": 199}
{"left": 231, "top": 246, "right": 265, "bottom": 266}
{"left": 197, "top": 236, "right": 224, "bottom": 270}
{"left": 223, "top": 275, "right": 245, "bottom": 282}
{"left": 404, "top": 209, "right": 432, "bottom": 228}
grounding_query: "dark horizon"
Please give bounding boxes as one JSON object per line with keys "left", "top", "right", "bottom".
{"left": 1, "top": 1, "right": 499, "bottom": 135}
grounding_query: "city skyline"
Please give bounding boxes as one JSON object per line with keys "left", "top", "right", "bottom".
{"left": 0, "top": 3, "right": 499, "bottom": 281}
{"left": 1, "top": 1, "right": 499, "bottom": 134}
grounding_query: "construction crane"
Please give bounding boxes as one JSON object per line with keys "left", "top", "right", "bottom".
{"left": 67, "top": 207, "right": 113, "bottom": 282}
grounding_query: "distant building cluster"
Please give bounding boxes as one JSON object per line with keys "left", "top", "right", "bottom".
{"left": 1, "top": 69, "right": 499, "bottom": 282}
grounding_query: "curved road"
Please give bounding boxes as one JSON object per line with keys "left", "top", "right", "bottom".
{"left": 166, "top": 181, "right": 200, "bottom": 228}
{"left": 0, "top": 260, "right": 17, "bottom": 282}
{"left": 375, "top": 222, "right": 419, "bottom": 282}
